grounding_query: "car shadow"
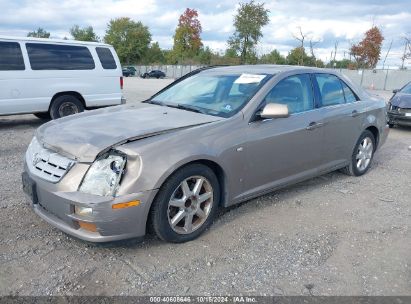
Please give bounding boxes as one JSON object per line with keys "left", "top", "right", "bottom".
{"left": 0, "top": 114, "right": 46, "bottom": 130}
{"left": 76, "top": 170, "right": 352, "bottom": 250}
{"left": 392, "top": 125, "right": 411, "bottom": 131}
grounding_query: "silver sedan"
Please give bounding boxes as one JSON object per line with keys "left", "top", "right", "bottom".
{"left": 22, "top": 65, "right": 389, "bottom": 243}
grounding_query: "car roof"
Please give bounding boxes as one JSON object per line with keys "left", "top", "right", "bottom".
{"left": 0, "top": 35, "right": 112, "bottom": 47}
{"left": 203, "top": 64, "right": 339, "bottom": 75}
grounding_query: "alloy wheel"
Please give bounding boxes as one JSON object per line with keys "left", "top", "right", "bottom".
{"left": 356, "top": 137, "right": 373, "bottom": 171}
{"left": 167, "top": 176, "right": 213, "bottom": 234}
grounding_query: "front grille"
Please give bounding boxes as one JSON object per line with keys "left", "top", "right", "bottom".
{"left": 26, "top": 137, "right": 75, "bottom": 183}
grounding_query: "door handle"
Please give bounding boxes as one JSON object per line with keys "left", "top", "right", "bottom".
{"left": 306, "top": 121, "right": 324, "bottom": 130}
{"left": 351, "top": 110, "right": 360, "bottom": 117}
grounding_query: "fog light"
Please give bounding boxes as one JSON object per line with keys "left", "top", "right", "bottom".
{"left": 77, "top": 221, "right": 97, "bottom": 232}
{"left": 74, "top": 206, "right": 93, "bottom": 216}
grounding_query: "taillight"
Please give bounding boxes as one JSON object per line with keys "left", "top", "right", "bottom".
{"left": 120, "top": 77, "right": 124, "bottom": 90}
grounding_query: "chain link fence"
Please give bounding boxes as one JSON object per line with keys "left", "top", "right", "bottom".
{"left": 130, "top": 65, "right": 411, "bottom": 91}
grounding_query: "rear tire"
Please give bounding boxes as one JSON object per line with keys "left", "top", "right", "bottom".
{"left": 150, "top": 164, "right": 220, "bottom": 243}
{"left": 49, "top": 95, "right": 84, "bottom": 120}
{"left": 388, "top": 123, "right": 394, "bottom": 128}
{"left": 341, "top": 130, "right": 375, "bottom": 176}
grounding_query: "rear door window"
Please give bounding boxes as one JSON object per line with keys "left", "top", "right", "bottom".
{"left": 315, "top": 74, "right": 345, "bottom": 107}
{"left": 0, "top": 41, "right": 25, "bottom": 70}
{"left": 96, "top": 47, "right": 117, "bottom": 69}
{"left": 26, "top": 43, "right": 95, "bottom": 70}
{"left": 341, "top": 81, "right": 358, "bottom": 103}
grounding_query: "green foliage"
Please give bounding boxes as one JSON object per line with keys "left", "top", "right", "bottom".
{"left": 259, "top": 50, "right": 286, "bottom": 64}
{"left": 327, "top": 59, "right": 355, "bottom": 69}
{"left": 104, "top": 17, "right": 151, "bottom": 64}
{"left": 172, "top": 8, "right": 203, "bottom": 63}
{"left": 196, "top": 47, "right": 212, "bottom": 65}
{"left": 228, "top": 1, "right": 270, "bottom": 64}
{"left": 285, "top": 47, "right": 324, "bottom": 67}
{"left": 70, "top": 25, "right": 99, "bottom": 42}
{"left": 286, "top": 47, "right": 310, "bottom": 65}
{"left": 144, "top": 42, "right": 165, "bottom": 64}
{"left": 27, "top": 28, "right": 50, "bottom": 38}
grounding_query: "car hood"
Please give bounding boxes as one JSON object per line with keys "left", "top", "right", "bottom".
{"left": 36, "top": 103, "right": 222, "bottom": 162}
{"left": 391, "top": 93, "right": 411, "bottom": 108}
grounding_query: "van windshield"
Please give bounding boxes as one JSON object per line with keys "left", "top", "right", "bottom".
{"left": 149, "top": 72, "right": 272, "bottom": 118}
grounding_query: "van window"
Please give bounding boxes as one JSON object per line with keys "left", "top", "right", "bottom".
{"left": 26, "top": 43, "right": 95, "bottom": 70}
{"left": 0, "top": 42, "right": 25, "bottom": 71}
{"left": 96, "top": 47, "right": 117, "bottom": 69}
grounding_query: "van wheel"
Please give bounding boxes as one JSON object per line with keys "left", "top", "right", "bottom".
{"left": 50, "top": 95, "right": 84, "bottom": 119}
{"left": 34, "top": 112, "right": 51, "bottom": 120}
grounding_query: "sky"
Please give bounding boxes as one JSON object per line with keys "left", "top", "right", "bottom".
{"left": 0, "top": 0, "right": 410, "bottom": 67}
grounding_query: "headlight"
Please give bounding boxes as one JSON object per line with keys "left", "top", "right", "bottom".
{"left": 79, "top": 151, "right": 126, "bottom": 197}
{"left": 74, "top": 206, "right": 93, "bottom": 216}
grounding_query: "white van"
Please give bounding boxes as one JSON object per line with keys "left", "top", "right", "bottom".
{"left": 0, "top": 36, "right": 125, "bottom": 119}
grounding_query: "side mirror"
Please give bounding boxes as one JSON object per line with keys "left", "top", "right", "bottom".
{"left": 392, "top": 89, "right": 399, "bottom": 94}
{"left": 259, "top": 103, "right": 289, "bottom": 119}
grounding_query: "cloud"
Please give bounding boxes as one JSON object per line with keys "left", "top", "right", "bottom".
{"left": 0, "top": 0, "right": 410, "bottom": 66}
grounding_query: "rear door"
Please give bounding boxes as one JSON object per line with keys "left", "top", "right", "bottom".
{"left": 242, "top": 73, "right": 324, "bottom": 198}
{"left": 313, "top": 73, "right": 365, "bottom": 171}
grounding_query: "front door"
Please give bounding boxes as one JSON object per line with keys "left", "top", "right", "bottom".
{"left": 241, "top": 73, "right": 324, "bottom": 200}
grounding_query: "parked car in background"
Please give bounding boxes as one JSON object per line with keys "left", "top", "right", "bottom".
{"left": 23, "top": 65, "right": 388, "bottom": 244}
{"left": 122, "top": 67, "right": 132, "bottom": 77}
{"left": 0, "top": 36, "right": 125, "bottom": 119}
{"left": 387, "top": 81, "right": 411, "bottom": 127}
{"left": 124, "top": 66, "right": 136, "bottom": 76}
{"left": 141, "top": 70, "right": 166, "bottom": 79}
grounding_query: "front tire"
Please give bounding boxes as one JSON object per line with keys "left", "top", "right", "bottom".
{"left": 150, "top": 164, "right": 220, "bottom": 243}
{"left": 341, "top": 130, "right": 375, "bottom": 176}
{"left": 50, "top": 95, "right": 84, "bottom": 120}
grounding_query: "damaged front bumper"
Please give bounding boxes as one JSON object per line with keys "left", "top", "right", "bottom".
{"left": 23, "top": 162, "right": 157, "bottom": 242}
{"left": 388, "top": 110, "right": 411, "bottom": 126}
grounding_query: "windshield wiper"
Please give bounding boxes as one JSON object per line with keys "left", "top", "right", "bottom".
{"left": 175, "top": 104, "right": 207, "bottom": 114}
{"left": 145, "top": 100, "right": 207, "bottom": 114}
{"left": 144, "top": 100, "right": 166, "bottom": 106}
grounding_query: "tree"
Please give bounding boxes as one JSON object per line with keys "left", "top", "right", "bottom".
{"left": 292, "top": 26, "right": 308, "bottom": 65}
{"left": 70, "top": 25, "right": 99, "bottom": 42}
{"left": 104, "top": 17, "right": 151, "bottom": 64}
{"left": 259, "top": 49, "right": 286, "bottom": 64}
{"left": 400, "top": 35, "right": 411, "bottom": 69}
{"left": 286, "top": 47, "right": 311, "bottom": 65}
{"left": 27, "top": 28, "right": 50, "bottom": 38}
{"left": 172, "top": 8, "right": 203, "bottom": 62}
{"left": 197, "top": 46, "right": 213, "bottom": 65}
{"left": 228, "top": 1, "right": 270, "bottom": 64}
{"left": 144, "top": 42, "right": 165, "bottom": 64}
{"left": 350, "top": 26, "right": 384, "bottom": 68}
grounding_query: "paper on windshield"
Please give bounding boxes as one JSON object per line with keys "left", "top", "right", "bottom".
{"left": 234, "top": 73, "right": 266, "bottom": 84}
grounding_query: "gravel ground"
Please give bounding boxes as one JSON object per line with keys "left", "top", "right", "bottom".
{"left": 0, "top": 78, "right": 410, "bottom": 296}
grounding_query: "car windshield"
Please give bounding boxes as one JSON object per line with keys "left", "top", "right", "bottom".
{"left": 149, "top": 72, "right": 272, "bottom": 118}
{"left": 401, "top": 83, "right": 411, "bottom": 94}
